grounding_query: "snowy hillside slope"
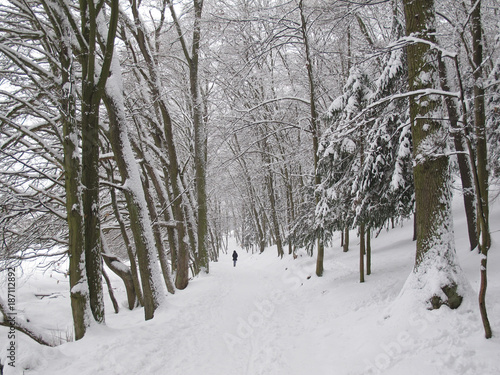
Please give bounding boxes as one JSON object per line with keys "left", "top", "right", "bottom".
{"left": 1, "top": 193, "right": 499, "bottom": 375}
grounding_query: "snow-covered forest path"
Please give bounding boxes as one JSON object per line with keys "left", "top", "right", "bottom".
{"left": 30, "top": 248, "right": 327, "bottom": 375}
{"left": 29, "top": 242, "right": 396, "bottom": 375}
{"left": 7, "top": 201, "right": 500, "bottom": 375}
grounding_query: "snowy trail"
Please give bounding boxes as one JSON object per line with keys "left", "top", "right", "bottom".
{"left": 27, "top": 250, "right": 301, "bottom": 375}
{"left": 3, "top": 197, "right": 500, "bottom": 375}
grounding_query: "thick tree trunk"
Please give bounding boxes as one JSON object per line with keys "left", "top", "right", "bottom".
{"left": 139, "top": 162, "right": 176, "bottom": 294}
{"left": 79, "top": 0, "right": 119, "bottom": 325}
{"left": 471, "top": 0, "right": 490, "bottom": 252}
{"left": 150, "top": 133, "right": 179, "bottom": 273}
{"left": 403, "top": 0, "right": 463, "bottom": 309}
{"left": 133, "top": 141, "right": 177, "bottom": 294}
{"left": 81, "top": 87, "right": 105, "bottom": 324}
{"left": 191, "top": 0, "right": 209, "bottom": 274}
{"left": 166, "top": 0, "right": 208, "bottom": 274}
{"left": 59, "top": 23, "right": 89, "bottom": 340}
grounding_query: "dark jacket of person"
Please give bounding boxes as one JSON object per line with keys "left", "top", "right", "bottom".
{"left": 232, "top": 251, "right": 238, "bottom": 261}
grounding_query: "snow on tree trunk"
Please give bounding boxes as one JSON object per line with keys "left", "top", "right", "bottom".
{"left": 126, "top": 0, "right": 191, "bottom": 290}
{"left": 56, "top": 7, "right": 91, "bottom": 339}
{"left": 299, "top": 0, "right": 324, "bottom": 276}
{"left": 402, "top": 0, "right": 467, "bottom": 310}
{"left": 436, "top": 53, "right": 477, "bottom": 252}
{"left": 166, "top": 0, "right": 208, "bottom": 274}
{"left": 79, "top": 0, "right": 120, "bottom": 325}
{"left": 109, "top": 186, "right": 144, "bottom": 307}
{"left": 192, "top": 0, "right": 210, "bottom": 274}
{"left": 104, "top": 55, "right": 166, "bottom": 320}
{"left": 0, "top": 297, "right": 55, "bottom": 346}
{"left": 81, "top": 64, "right": 105, "bottom": 324}
{"left": 470, "top": 0, "right": 492, "bottom": 339}
{"left": 136, "top": 155, "right": 176, "bottom": 295}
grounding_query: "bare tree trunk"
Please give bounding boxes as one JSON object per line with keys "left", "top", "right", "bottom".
{"left": 102, "top": 251, "right": 139, "bottom": 311}
{"left": 436, "top": 54, "right": 478, "bottom": 251}
{"left": 366, "top": 227, "right": 371, "bottom": 276}
{"left": 109, "top": 186, "right": 143, "bottom": 307}
{"left": 58, "top": 12, "right": 89, "bottom": 339}
{"left": 103, "top": 59, "right": 166, "bottom": 319}
{"left": 133, "top": 140, "right": 177, "bottom": 294}
{"left": 149, "top": 133, "right": 179, "bottom": 273}
{"left": 126, "top": 0, "right": 191, "bottom": 291}
{"left": 343, "top": 227, "right": 350, "bottom": 252}
{"left": 79, "top": 0, "right": 120, "bottom": 325}
{"left": 167, "top": 0, "right": 209, "bottom": 273}
{"left": 360, "top": 224, "right": 365, "bottom": 283}
{"left": 137, "top": 160, "right": 176, "bottom": 294}
{"left": 102, "top": 267, "right": 119, "bottom": 314}
{"left": 471, "top": 0, "right": 490, "bottom": 252}
{"left": 299, "top": 0, "right": 324, "bottom": 276}
{"left": 470, "top": 0, "right": 492, "bottom": 339}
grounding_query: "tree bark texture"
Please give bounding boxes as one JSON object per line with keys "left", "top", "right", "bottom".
{"left": 404, "top": 0, "right": 463, "bottom": 309}
{"left": 343, "top": 227, "right": 349, "bottom": 253}
{"left": 366, "top": 227, "right": 371, "bottom": 276}
{"left": 127, "top": 0, "right": 191, "bottom": 290}
{"left": 58, "top": 15, "right": 89, "bottom": 339}
{"left": 470, "top": 0, "right": 492, "bottom": 339}
{"left": 110, "top": 187, "right": 144, "bottom": 307}
{"left": 79, "top": 0, "right": 119, "bottom": 324}
{"left": 104, "top": 89, "right": 164, "bottom": 320}
{"left": 436, "top": 54, "right": 478, "bottom": 251}
{"left": 360, "top": 224, "right": 365, "bottom": 283}
{"left": 471, "top": 0, "right": 490, "bottom": 252}
{"left": 102, "top": 252, "right": 139, "bottom": 311}
{"left": 299, "top": 0, "right": 324, "bottom": 276}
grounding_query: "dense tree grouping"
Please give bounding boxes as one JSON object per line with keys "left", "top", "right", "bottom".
{"left": 0, "top": 0, "right": 498, "bottom": 340}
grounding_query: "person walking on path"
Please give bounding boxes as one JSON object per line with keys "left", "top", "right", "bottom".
{"left": 232, "top": 251, "right": 238, "bottom": 267}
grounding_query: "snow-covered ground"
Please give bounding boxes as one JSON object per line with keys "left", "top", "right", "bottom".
{"left": 1, "top": 193, "right": 499, "bottom": 375}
